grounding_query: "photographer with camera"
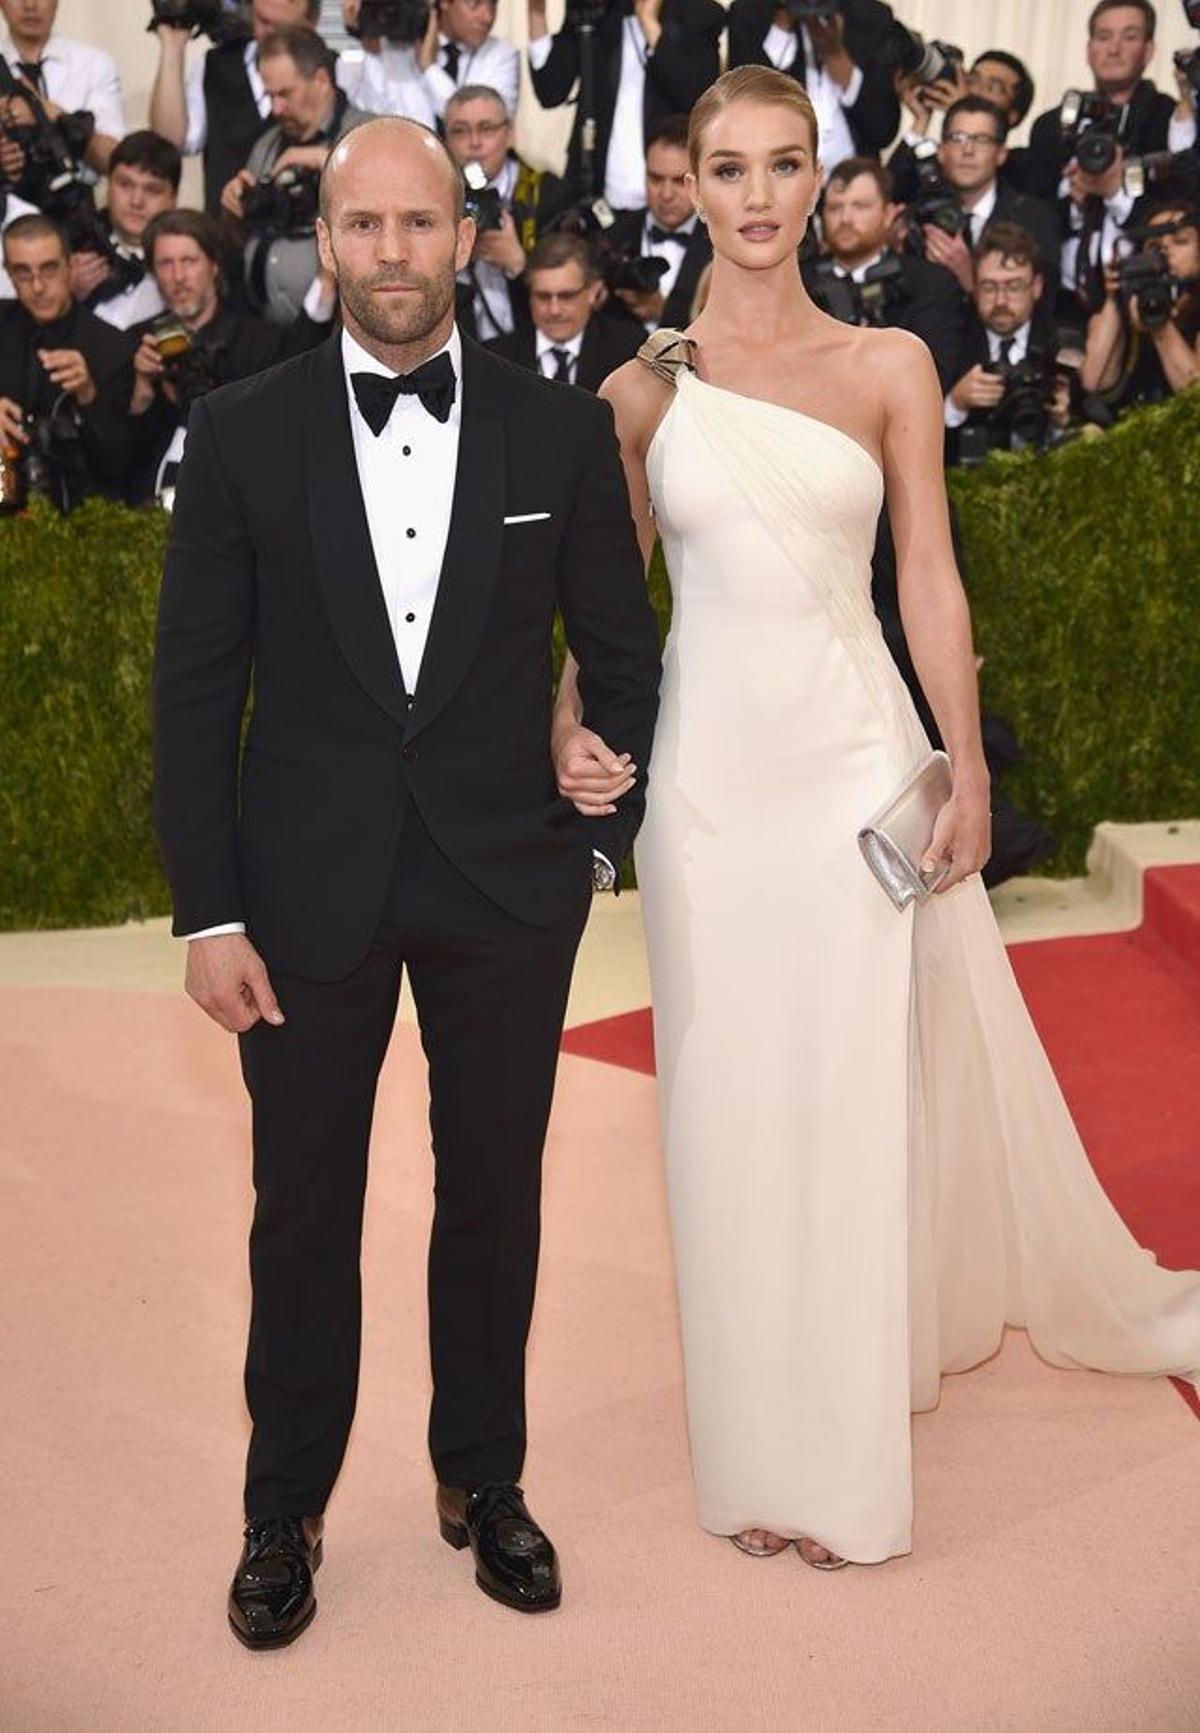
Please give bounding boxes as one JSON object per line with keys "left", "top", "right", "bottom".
{"left": 596, "top": 113, "right": 710, "bottom": 331}
{"left": 149, "top": 0, "right": 320, "bottom": 218}
{"left": 890, "top": 48, "right": 1039, "bottom": 199}
{"left": 526, "top": 0, "right": 723, "bottom": 213}
{"left": 0, "top": 0, "right": 124, "bottom": 176}
{"left": 0, "top": 212, "right": 134, "bottom": 511}
{"left": 66, "top": 131, "right": 181, "bottom": 333}
{"left": 443, "top": 82, "right": 566, "bottom": 339}
{"left": 943, "top": 224, "right": 1073, "bottom": 465}
{"left": 126, "top": 207, "right": 331, "bottom": 506}
{"left": 1080, "top": 193, "right": 1200, "bottom": 404}
{"left": 726, "top": 1, "right": 899, "bottom": 161}
{"left": 221, "top": 24, "right": 367, "bottom": 323}
{"left": 340, "top": 0, "right": 518, "bottom": 126}
{"left": 910, "top": 95, "right": 1061, "bottom": 300}
{"left": 804, "top": 155, "right": 965, "bottom": 389}
{"left": 485, "top": 230, "right": 642, "bottom": 386}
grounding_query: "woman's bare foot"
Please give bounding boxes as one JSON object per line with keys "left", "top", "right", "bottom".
{"left": 795, "top": 1536, "right": 849, "bottom": 1570}
{"left": 731, "top": 1529, "right": 790, "bottom": 1557}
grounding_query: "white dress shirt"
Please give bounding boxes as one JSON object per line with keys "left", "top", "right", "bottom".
{"left": 423, "top": 32, "right": 520, "bottom": 121}
{"left": 959, "top": 179, "right": 999, "bottom": 249}
{"left": 92, "top": 267, "right": 165, "bottom": 333}
{"left": 0, "top": 30, "right": 125, "bottom": 140}
{"left": 529, "top": 21, "right": 649, "bottom": 211}
{"left": 183, "top": 39, "right": 268, "bottom": 156}
{"left": 762, "top": 24, "right": 864, "bottom": 169}
{"left": 336, "top": 40, "right": 437, "bottom": 128}
{"left": 642, "top": 212, "right": 698, "bottom": 313}
{"left": 461, "top": 158, "right": 520, "bottom": 339}
{"left": 536, "top": 327, "right": 585, "bottom": 382}
{"left": 182, "top": 323, "right": 462, "bottom": 941}
{"left": 944, "top": 319, "right": 1031, "bottom": 428}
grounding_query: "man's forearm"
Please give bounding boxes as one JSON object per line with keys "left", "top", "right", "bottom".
{"left": 150, "top": 40, "right": 189, "bottom": 149}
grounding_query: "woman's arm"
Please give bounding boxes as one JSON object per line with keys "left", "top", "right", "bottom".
{"left": 1080, "top": 268, "right": 1127, "bottom": 393}
{"left": 879, "top": 331, "right": 991, "bottom": 890}
{"left": 553, "top": 361, "right": 663, "bottom": 813}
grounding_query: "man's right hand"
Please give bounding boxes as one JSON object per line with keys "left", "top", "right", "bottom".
{"left": 131, "top": 333, "right": 166, "bottom": 414}
{"left": 70, "top": 250, "right": 113, "bottom": 302}
{"left": 0, "top": 396, "right": 27, "bottom": 447}
{"left": 951, "top": 364, "right": 1006, "bottom": 412}
{"left": 185, "top": 933, "right": 286, "bottom": 1034}
{"left": 221, "top": 168, "right": 255, "bottom": 219}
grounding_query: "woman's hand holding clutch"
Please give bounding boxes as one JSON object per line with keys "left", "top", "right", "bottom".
{"left": 552, "top": 723, "right": 637, "bottom": 817}
{"left": 923, "top": 765, "right": 992, "bottom": 892}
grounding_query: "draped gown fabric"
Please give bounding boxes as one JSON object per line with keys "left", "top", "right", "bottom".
{"left": 634, "top": 352, "right": 1200, "bottom": 1565}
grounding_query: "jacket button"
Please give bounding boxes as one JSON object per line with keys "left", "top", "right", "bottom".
{"left": 402, "top": 743, "right": 418, "bottom": 763}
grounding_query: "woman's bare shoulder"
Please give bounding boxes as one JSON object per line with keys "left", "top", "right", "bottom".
{"left": 600, "top": 356, "right": 676, "bottom": 453}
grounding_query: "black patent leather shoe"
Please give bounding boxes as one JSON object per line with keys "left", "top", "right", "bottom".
{"left": 228, "top": 1515, "right": 323, "bottom": 1649}
{"left": 437, "top": 1482, "right": 561, "bottom": 1613}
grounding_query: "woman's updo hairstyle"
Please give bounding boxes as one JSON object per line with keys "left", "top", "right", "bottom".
{"left": 688, "top": 66, "right": 820, "bottom": 176}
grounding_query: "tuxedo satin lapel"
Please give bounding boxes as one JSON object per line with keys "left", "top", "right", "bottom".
{"left": 406, "top": 338, "right": 504, "bottom": 741}
{"left": 304, "top": 340, "right": 409, "bottom": 728}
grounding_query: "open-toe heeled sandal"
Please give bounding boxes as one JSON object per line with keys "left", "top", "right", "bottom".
{"left": 730, "top": 1530, "right": 791, "bottom": 1558}
{"left": 795, "top": 1537, "right": 850, "bottom": 1571}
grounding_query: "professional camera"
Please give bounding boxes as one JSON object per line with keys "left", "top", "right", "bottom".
{"left": 20, "top": 399, "right": 85, "bottom": 512}
{"left": 545, "top": 196, "right": 617, "bottom": 239}
{"left": 350, "top": 0, "right": 431, "bottom": 43}
{"left": 462, "top": 162, "right": 503, "bottom": 233}
{"left": 147, "top": 0, "right": 251, "bottom": 43}
{"left": 1117, "top": 247, "right": 1188, "bottom": 329}
{"left": 904, "top": 140, "right": 965, "bottom": 255}
{"left": 1059, "top": 90, "right": 1126, "bottom": 176}
{"left": 1124, "top": 146, "right": 1200, "bottom": 200}
{"left": 149, "top": 313, "right": 228, "bottom": 410}
{"left": 602, "top": 251, "right": 669, "bottom": 296}
{"left": 809, "top": 253, "right": 904, "bottom": 327}
{"left": 241, "top": 166, "right": 321, "bottom": 237}
{"left": 878, "top": 23, "right": 963, "bottom": 89}
{"left": 956, "top": 344, "right": 1067, "bottom": 465}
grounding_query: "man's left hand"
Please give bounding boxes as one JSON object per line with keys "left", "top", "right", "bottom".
{"left": 37, "top": 348, "right": 97, "bottom": 407}
{"left": 922, "top": 223, "right": 975, "bottom": 293}
{"left": 475, "top": 210, "right": 527, "bottom": 277}
{"left": 809, "top": 11, "right": 854, "bottom": 89}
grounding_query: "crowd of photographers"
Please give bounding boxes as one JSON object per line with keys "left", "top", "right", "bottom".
{"left": 0, "top": 0, "right": 1197, "bottom": 519}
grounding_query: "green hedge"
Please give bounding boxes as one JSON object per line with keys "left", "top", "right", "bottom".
{"left": 2, "top": 391, "right": 1198, "bottom": 931}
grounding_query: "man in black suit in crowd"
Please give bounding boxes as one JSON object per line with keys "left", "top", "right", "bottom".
{"left": 525, "top": 0, "right": 723, "bottom": 211}
{"left": 486, "top": 229, "right": 642, "bottom": 386}
{"left": 443, "top": 83, "right": 568, "bottom": 341}
{"left": 153, "top": 117, "right": 660, "bottom": 1648}
{"left": 805, "top": 155, "right": 966, "bottom": 389}
{"left": 726, "top": 0, "right": 899, "bottom": 159}
{"left": 0, "top": 213, "right": 133, "bottom": 511}
{"left": 126, "top": 209, "right": 331, "bottom": 506}
{"left": 150, "top": 0, "right": 321, "bottom": 217}
{"left": 600, "top": 113, "right": 712, "bottom": 332}
{"left": 911, "top": 95, "right": 1062, "bottom": 302}
{"left": 1024, "top": 0, "right": 1192, "bottom": 205}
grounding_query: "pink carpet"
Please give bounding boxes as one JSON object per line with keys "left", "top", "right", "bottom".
{"left": 3, "top": 969, "right": 1200, "bottom": 1728}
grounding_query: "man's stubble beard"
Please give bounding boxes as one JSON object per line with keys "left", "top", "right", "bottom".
{"left": 336, "top": 255, "right": 459, "bottom": 350}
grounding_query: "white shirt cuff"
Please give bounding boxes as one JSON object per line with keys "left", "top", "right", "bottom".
{"left": 527, "top": 35, "right": 553, "bottom": 72}
{"left": 181, "top": 923, "right": 246, "bottom": 940}
{"left": 838, "top": 64, "right": 865, "bottom": 109}
{"left": 1168, "top": 110, "right": 1198, "bottom": 154}
{"left": 944, "top": 395, "right": 969, "bottom": 429}
{"left": 1105, "top": 186, "right": 1135, "bottom": 225}
{"left": 302, "top": 274, "right": 336, "bottom": 322}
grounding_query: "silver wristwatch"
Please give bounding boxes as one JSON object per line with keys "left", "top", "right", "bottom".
{"left": 591, "top": 853, "right": 617, "bottom": 894}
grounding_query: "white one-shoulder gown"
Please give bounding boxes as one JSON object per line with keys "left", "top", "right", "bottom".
{"left": 634, "top": 349, "right": 1200, "bottom": 1565}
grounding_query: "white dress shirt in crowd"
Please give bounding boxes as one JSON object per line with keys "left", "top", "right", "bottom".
{"left": 536, "top": 326, "right": 584, "bottom": 382}
{"left": 958, "top": 178, "right": 998, "bottom": 249}
{"left": 642, "top": 211, "right": 698, "bottom": 311}
{"left": 943, "top": 318, "right": 1032, "bottom": 427}
{"left": 528, "top": 20, "right": 649, "bottom": 211}
{"left": 833, "top": 249, "right": 885, "bottom": 284}
{"left": 184, "top": 322, "right": 463, "bottom": 941}
{"left": 0, "top": 29, "right": 125, "bottom": 140}
{"left": 461, "top": 157, "right": 520, "bottom": 339}
{"left": 422, "top": 31, "right": 520, "bottom": 121}
{"left": 762, "top": 24, "right": 864, "bottom": 170}
{"left": 1061, "top": 181, "right": 1136, "bottom": 294}
{"left": 336, "top": 40, "right": 437, "bottom": 128}
{"left": 92, "top": 264, "right": 166, "bottom": 333}
{"left": 182, "top": 38, "right": 267, "bottom": 156}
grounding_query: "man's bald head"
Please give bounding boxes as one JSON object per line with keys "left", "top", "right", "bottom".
{"left": 319, "top": 116, "right": 465, "bottom": 225}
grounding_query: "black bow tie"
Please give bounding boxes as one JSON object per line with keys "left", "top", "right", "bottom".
{"left": 351, "top": 352, "right": 456, "bottom": 434}
{"left": 647, "top": 224, "right": 687, "bottom": 247}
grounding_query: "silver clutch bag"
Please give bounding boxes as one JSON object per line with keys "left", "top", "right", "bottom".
{"left": 858, "top": 751, "right": 954, "bottom": 911}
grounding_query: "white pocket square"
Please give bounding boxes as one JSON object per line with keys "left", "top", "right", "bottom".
{"left": 503, "top": 511, "right": 551, "bottom": 525}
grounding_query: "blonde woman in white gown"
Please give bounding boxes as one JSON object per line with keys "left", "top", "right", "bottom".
{"left": 553, "top": 66, "right": 1200, "bottom": 1569}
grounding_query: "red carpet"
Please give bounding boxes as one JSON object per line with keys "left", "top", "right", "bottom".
{"left": 562, "top": 868, "right": 1200, "bottom": 1414}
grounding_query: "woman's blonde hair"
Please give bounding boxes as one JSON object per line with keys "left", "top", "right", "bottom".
{"left": 687, "top": 67, "right": 820, "bottom": 176}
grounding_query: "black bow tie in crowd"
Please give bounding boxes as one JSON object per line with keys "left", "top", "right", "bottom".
{"left": 647, "top": 224, "right": 687, "bottom": 247}
{"left": 351, "top": 352, "right": 457, "bottom": 434}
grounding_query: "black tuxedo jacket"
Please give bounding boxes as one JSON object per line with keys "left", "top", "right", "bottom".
{"left": 153, "top": 335, "right": 661, "bottom": 982}
{"left": 1024, "top": 81, "right": 1177, "bottom": 204}
{"left": 726, "top": 0, "right": 900, "bottom": 157}
{"left": 201, "top": 39, "right": 272, "bottom": 217}
{"left": 603, "top": 208, "right": 713, "bottom": 329}
{"left": 0, "top": 301, "right": 134, "bottom": 503}
{"left": 530, "top": 0, "right": 724, "bottom": 201}
{"left": 485, "top": 313, "right": 643, "bottom": 391}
